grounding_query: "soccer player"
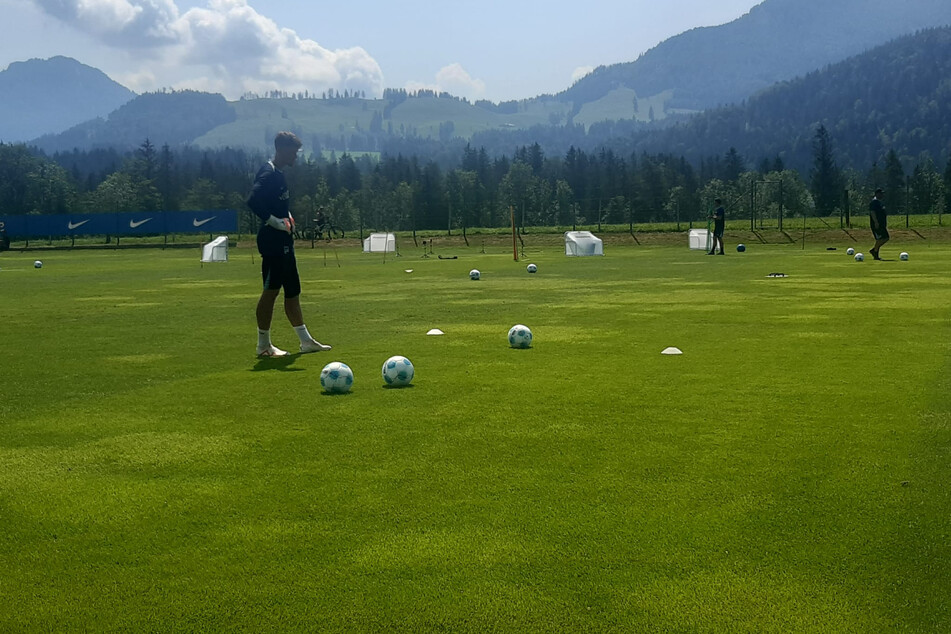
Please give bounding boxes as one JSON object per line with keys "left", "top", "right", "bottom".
{"left": 247, "top": 131, "right": 331, "bottom": 358}
{"left": 708, "top": 199, "right": 726, "bottom": 255}
{"left": 868, "top": 188, "right": 888, "bottom": 260}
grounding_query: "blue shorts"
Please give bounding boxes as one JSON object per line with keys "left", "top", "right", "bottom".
{"left": 261, "top": 253, "right": 301, "bottom": 299}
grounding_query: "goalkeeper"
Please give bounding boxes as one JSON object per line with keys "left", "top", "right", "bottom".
{"left": 247, "top": 131, "right": 331, "bottom": 358}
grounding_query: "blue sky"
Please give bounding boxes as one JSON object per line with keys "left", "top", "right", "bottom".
{"left": 1, "top": 0, "right": 759, "bottom": 102}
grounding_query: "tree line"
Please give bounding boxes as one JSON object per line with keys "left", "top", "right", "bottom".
{"left": 2, "top": 126, "right": 950, "bottom": 238}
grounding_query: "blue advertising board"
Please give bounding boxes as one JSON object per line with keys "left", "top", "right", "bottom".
{"left": 168, "top": 211, "right": 238, "bottom": 235}
{"left": 63, "top": 214, "right": 119, "bottom": 236}
{"left": 0, "top": 210, "right": 238, "bottom": 239}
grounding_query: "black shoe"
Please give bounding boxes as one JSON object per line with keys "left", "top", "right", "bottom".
{"left": 707, "top": 251, "right": 716, "bottom": 255}
{"left": 718, "top": 252, "right": 725, "bottom": 255}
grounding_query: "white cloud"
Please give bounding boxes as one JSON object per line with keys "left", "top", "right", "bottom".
{"left": 29, "top": 0, "right": 384, "bottom": 98}
{"left": 405, "top": 63, "right": 486, "bottom": 101}
{"left": 571, "top": 66, "right": 595, "bottom": 84}
{"left": 34, "top": 0, "right": 181, "bottom": 47}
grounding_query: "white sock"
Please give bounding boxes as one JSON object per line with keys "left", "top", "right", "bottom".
{"left": 257, "top": 328, "right": 271, "bottom": 350}
{"left": 294, "top": 324, "right": 313, "bottom": 344}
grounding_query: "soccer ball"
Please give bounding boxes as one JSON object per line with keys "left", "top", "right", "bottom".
{"left": 526, "top": 263, "right": 537, "bottom": 273}
{"left": 854, "top": 253, "right": 864, "bottom": 262}
{"left": 508, "top": 324, "right": 533, "bottom": 349}
{"left": 320, "top": 361, "right": 353, "bottom": 393}
{"left": 33, "top": 260, "right": 43, "bottom": 268}
{"left": 382, "top": 355, "right": 414, "bottom": 387}
{"left": 469, "top": 269, "right": 481, "bottom": 280}
{"left": 846, "top": 248, "right": 855, "bottom": 256}
{"left": 900, "top": 252, "right": 909, "bottom": 261}
{"left": 736, "top": 244, "right": 746, "bottom": 252}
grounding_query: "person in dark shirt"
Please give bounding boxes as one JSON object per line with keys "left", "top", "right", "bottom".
{"left": 708, "top": 199, "right": 726, "bottom": 255}
{"left": 247, "top": 131, "right": 331, "bottom": 358}
{"left": 314, "top": 208, "right": 327, "bottom": 239}
{"left": 868, "top": 188, "right": 888, "bottom": 260}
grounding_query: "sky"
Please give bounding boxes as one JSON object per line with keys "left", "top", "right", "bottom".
{"left": 0, "top": 0, "right": 760, "bottom": 103}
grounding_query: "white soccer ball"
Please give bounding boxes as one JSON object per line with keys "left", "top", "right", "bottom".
{"left": 854, "top": 253, "right": 864, "bottom": 262}
{"left": 526, "top": 263, "right": 537, "bottom": 273}
{"left": 469, "top": 269, "right": 481, "bottom": 280}
{"left": 846, "top": 248, "right": 855, "bottom": 256}
{"left": 33, "top": 260, "right": 43, "bottom": 269}
{"left": 382, "top": 355, "right": 414, "bottom": 387}
{"left": 900, "top": 252, "right": 909, "bottom": 261}
{"left": 320, "top": 361, "right": 353, "bottom": 393}
{"left": 508, "top": 324, "right": 533, "bottom": 349}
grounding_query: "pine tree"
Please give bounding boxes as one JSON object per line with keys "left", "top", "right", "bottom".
{"left": 723, "top": 147, "right": 744, "bottom": 182}
{"left": 883, "top": 150, "right": 905, "bottom": 214}
{"left": 810, "top": 125, "right": 841, "bottom": 216}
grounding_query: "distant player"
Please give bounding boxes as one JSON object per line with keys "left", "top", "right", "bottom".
{"left": 314, "top": 207, "right": 328, "bottom": 239}
{"left": 868, "top": 188, "right": 888, "bottom": 260}
{"left": 708, "top": 199, "right": 725, "bottom": 255}
{"left": 247, "top": 131, "right": 331, "bottom": 358}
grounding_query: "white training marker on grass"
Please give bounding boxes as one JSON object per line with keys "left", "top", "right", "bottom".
{"left": 426, "top": 328, "right": 444, "bottom": 336}
{"left": 405, "top": 269, "right": 414, "bottom": 273}
{"left": 661, "top": 347, "right": 683, "bottom": 355}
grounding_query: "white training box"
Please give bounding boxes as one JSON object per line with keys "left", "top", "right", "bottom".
{"left": 688, "top": 229, "right": 712, "bottom": 251}
{"left": 201, "top": 235, "right": 228, "bottom": 262}
{"left": 565, "top": 231, "right": 604, "bottom": 256}
{"left": 363, "top": 232, "right": 396, "bottom": 253}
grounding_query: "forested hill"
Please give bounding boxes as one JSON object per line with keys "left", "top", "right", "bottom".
{"left": 628, "top": 26, "right": 951, "bottom": 171}
{"left": 32, "top": 91, "right": 236, "bottom": 154}
{"left": 562, "top": 0, "right": 951, "bottom": 112}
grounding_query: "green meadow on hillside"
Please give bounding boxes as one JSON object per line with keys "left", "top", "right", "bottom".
{"left": 190, "top": 88, "right": 663, "bottom": 149}
{"left": 1, "top": 239, "right": 948, "bottom": 631}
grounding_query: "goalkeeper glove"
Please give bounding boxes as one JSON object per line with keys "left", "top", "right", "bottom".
{"left": 266, "top": 215, "right": 292, "bottom": 233}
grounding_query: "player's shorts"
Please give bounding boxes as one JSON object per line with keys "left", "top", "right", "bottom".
{"left": 713, "top": 224, "right": 724, "bottom": 238}
{"left": 261, "top": 252, "right": 301, "bottom": 299}
{"left": 870, "top": 218, "right": 889, "bottom": 241}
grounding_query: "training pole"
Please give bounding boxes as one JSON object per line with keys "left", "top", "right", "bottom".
{"left": 511, "top": 206, "right": 518, "bottom": 261}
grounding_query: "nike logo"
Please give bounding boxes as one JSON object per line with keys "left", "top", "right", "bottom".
{"left": 192, "top": 217, "right": 216, "bottom": 227}
{"left": 67, "top": 220, "right": 90, "bottom": 230}
{"left": 129, "top": 218, "right": 152, "bottom": 228}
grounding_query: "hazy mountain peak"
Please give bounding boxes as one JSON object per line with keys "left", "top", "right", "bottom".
{"left": 0, "top": 56, "right": 135, "bottom": 142}
{"left": 563, "top": 0, "right": 951, "bottom": 112}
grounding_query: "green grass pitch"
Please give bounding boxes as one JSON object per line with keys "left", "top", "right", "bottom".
{"left": 1, "top": 240, "right": 949, "bottom": 632}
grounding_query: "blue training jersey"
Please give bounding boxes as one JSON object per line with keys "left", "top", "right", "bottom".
{"left": 247, "top": 160, "right": 294, "bottom": 257}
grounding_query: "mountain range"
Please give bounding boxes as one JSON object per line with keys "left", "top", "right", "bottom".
{"left": 630, "top": 26, "right": 951, "bottom": 170}
{"left": 2, "top": 0, "right": 950, "bottom": 163}
{"left": 564, "top": 0, "right": 951, "bottom": 111}
{"left": 0, "top": 56, "right": 134, "bottom": 143}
